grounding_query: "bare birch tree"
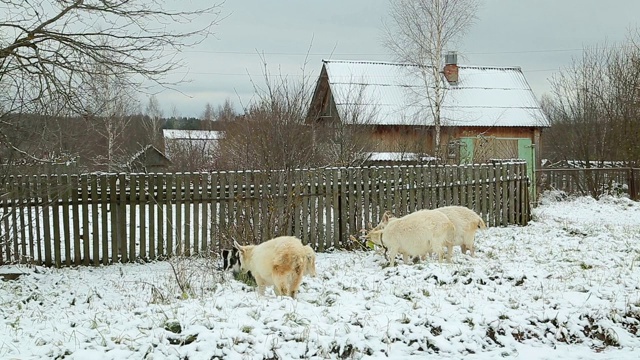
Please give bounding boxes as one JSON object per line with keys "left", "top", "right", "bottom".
{"left": 144, "top": 95, "right": 165, "bottom": 149}
{"left": 383, "top": 0, "right": 479, "bottom": 159}
{"left": 79, "top": 60, "right": 140, "bottom": 171}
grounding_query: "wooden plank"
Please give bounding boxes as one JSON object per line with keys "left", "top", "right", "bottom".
{"left": 100, "top": 175, "right": 109, "bottom": 265}
{"left": 309, "top": 169, "right": 318, "bottom": 249}
{"left": 415, "top": 165, "right": 425, "bottom": 211}
{"left": 14, "top": 177, "right": 25, "bottom": 263}
{"left": 41, "top": 175, "right": 51, "bottom": 266}
{"left": 388, "top": 166, "right": 397, "bottom": 214}
{"left": 60, "top": 175, "right": 71, "bottom": 266}
{"left": 300, "top": 169, "right": 310, "bottom": 245}
{"left": 0, "top": 179, "right": 6, "bottom": 264}
{"left": 148, "top": 174, "right": 157, "bottom": 259}
{"left": 437, "top": 165, "right": 446, "bottom": 208}
{"left": 31, "top": 175, "right": 41, "bottom": 264}
{"left": 8, "top": 178, "right": 18, "bottom": 262}
{"left": 293, "top": 170, "right": 302, "bottom": 240}
{"left": 210, "top": 171, "right": 219, "bottom": 253}
{"left": 249, "top": 171, "right": 260, "bottom": 244}
{"left": 501, "top": 165, "right": 509, "bottom": 226}
{"left": 91, "top": 175, "right": 99, "bottom": 266}
{"left": 453, "top": 165, "right": 461, "bottom": 206}
{"left": 51, "top": 176, "right": 62, "bottom": 267}
{"left": 118, "top": 174, "right": 127, "bottom": 263}
{"left": 351, "top": 167, "right": 361, "bottom": 238}
{"left": 322, "top": 167, "right": 330, "bottom": 248}
{"left": 473, "top": 165, "right": 481, "bottom": 220}
{"left": 16, "top": 177, "right": 26, "bottom": 263}
{"left": 478, "top": 165, "right": 487, "bottom": 224}
{"left": 329, "top": 168, "right": 338, "bottom": 249}
{"left": 109, "top": 175, "right": 119, "bottom": 263}
{"left": 184, "top": 173, "right": 193, "bottom": 256}
{"left": 193, "top": 173, "right": 201, "bottom": 255}
{"left": 174, "top": 174, "right": 182, "bottom": 255}
{"left": 520, "top": 163, "right": 527, "bottom": 223}
{"left": 156, "top": 174, "right": 165, "bottom": 258}
{"left": 485, "top": 165, "right": 493, "bottom": 226}
{"left": 316, "top": 168, "right": 326, "bottom": 252}
{"left": 324, "top": 168, "right": 333, "bottom": 249}
{"left": 68, "top": 175, "right": 79, "bottom": 266}
{"left": 139, "top": 174, "right": 147, "bottom": 260}
{"left": 377, "top": 166, "right": 386, "bottom": 218}
{"left": 276, "top": 170, "right": 286, "bottom": 239}
{"left": 217, "top": 172, "right": 226, "bottom": 247}
{"left": 166, "top": 174, "right": 174, "bottom": 257}
{"left": 200, "top": 173, "right": 210, "bottom": 255}
{"left": 398, "top": 166, "right": 407, "bottom": 214}
{"left": 335, "top": 169, "right": 344, "bottom": 248}
{"left": 129, "top": 174, "right": 138, "bottom": 261}
{"left": 427, "top": 165, "right": 436, "bottom": 209}
{"left": 467, "top": 166, "right": 476, "bottom": 216}
{"left": 407, "top": 166, "right": 415, "bottom": 213}
{"left": 361, "top": 167, "right": 370, "bottom": 232}
{"left": 80, "top": 175, "right": 90, "bottom": 266}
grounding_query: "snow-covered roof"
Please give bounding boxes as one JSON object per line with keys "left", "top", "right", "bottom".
{"left": 366, "top": 152, "right": 437, "bottom": 162}
{"left": 322, "top": 59, "right": 550, "bottom": 127}
{"left": 163, "top": 129, "right": 223, "bottom": 140}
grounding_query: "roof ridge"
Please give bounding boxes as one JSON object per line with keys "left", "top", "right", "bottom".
{"left": 323, "top": 59, "right": 522, "bottom": 71}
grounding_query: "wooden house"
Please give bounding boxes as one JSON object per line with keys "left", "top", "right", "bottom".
{"left": 125, "top": 145, "right": 172, "bottom": 173}
{"left": 307, "top": 56, "right": 550, "bottom": 179}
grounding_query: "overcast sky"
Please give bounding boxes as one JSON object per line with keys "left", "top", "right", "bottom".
{"left": 152, "top": 0, "right": 640, "bottom": 118}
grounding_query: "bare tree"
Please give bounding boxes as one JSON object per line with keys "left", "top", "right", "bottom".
{"left": 215, "top": 98, "right": 237, "bottom": 122}
{"left": 0, "top": 0, "right": 224, "bottom": 170}
{"left": 315, "top": 82, "right": 379, "bottom": 167}
{"left": 383, "top": 0, "right": 479, "bottom": 159}
{"left": 217, "top": 53, "right": 321, "bottom": 171}
{"left": 165, "top": 130, "right": 219, "bottom": 172}
{"left": 543, "top": 38, "right": 640, "bottom": 197}
{"left": 144, "top": 95, "right": 165, "bottom": 149}
{"left": 544, "top": 41, "right": 640, "bottom": 166}
{"left": 79, "top": 60, "right": 140, "bottom": 171}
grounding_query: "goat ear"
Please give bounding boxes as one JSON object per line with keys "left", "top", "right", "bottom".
{"left": 382, "top": 211, "right": 391, "bottom": 223}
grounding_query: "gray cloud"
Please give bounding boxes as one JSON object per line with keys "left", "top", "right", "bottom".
{"left": 150, "top": 0, "right": 640, "bottom": 117}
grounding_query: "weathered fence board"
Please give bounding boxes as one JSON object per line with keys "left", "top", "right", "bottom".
{"left": 537, "top": 167, "right": 639, "bottom": 201}
{"left": 0, "top": 163, "right": 530, "bottom": 267}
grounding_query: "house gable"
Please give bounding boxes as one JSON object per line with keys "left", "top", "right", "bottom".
{"left": 312, "top": 59, "right": 550, "bottom": 129}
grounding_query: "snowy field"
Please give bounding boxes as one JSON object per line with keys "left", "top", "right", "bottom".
{"left": 1, "top": 192, "right": 640, "bottom": 359}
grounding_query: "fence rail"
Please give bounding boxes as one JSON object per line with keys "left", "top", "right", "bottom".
{"left": 0, "top": 163, "right": 530, "bottom": 267}
{"left": 536, "top": 167, "right": 640, "bottom": 200}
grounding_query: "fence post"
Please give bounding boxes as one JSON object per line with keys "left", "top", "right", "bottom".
{"left": 629, "top": 168, "right": 638, "bottom": 201}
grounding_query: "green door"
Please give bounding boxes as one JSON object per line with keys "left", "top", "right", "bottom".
{"left": 517, "top": 138, "right": 535, "bottom": 199}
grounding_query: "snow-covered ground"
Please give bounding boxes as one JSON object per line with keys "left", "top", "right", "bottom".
{"left": 1, "top": 192, "right": 640, "bottom": 359}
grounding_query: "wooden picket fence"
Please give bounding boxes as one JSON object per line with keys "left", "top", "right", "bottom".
{"left": 536, "top": 167, "right": 640, "bottom": 200}
{"left": 0, "top": 162, "right": 530, "bottom": 267}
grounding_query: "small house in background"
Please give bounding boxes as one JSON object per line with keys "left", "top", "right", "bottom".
{"left": 162, "top": 129, "right": 222, "bottom": 158}
{"left": 162, "top": 129, "right": 222, "bottom": 171}
{"left": 307, "top": 55, "right": 550, "bottom": 183}
{"left": 125, "top": 145, "right": 171, "bottom": 173}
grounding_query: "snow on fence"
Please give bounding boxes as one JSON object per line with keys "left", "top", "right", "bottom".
{"left": 0, "top": 162, "right": 530, "bottom": 267}
{"left": 536, "top": 167, "right": 640, "bottom": 200}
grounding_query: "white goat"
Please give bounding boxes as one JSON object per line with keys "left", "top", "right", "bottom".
{"left": 435, "top": 205, "right": 486, "bottom": 257}
{"left": 233, "top": 236, "right": 307, "bottom": 298}
{"left": 366, "top": 209, "right": 454, "bottom": 265}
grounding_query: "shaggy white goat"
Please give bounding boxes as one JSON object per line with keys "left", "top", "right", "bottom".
{"left": 366, "top": 209, "right": 454, "bottom": 265}
{"left": 233, "top": 236, "right": 307, "bottom": 298}
{"left": 435, "top": 205, "right": 486, "bottom": 257}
